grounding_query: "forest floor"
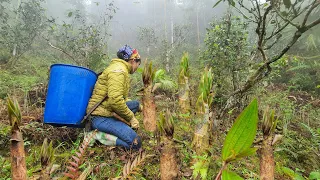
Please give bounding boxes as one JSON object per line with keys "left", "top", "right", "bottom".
{"left": 0, "top": 84, "right": 319, "bottom": 179}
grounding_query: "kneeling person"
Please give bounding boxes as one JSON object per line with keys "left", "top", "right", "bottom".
{"left": 86, "top": 45, "right": 142, "bottom": 150}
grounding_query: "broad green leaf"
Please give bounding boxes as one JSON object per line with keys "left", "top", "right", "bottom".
{"left": 200, "top": 167, "right": 208, "bottom": 180}
{"left": 309, "top": 171, "right": 320, "bottom": 180}
{"left": 222, "top": 99, "right": 258, "bottom": 162}
{"left": 213, "top": 0, "right": 223, "bottom": 8}
{"left": 222, "top": 170, "right": 243, "bottom": 180}
{"left": 136, "top": 67, "right": 143, "bottom": 73}
{"left": 234, "top": 147, "right": 257, "bottom": 160}
{"left": 293, "top": 174, "right": 305, "bottom": 180}
{"left": 191, "top": 158, "right": 209, "bottom": 180}
{"left": 282, "top": 167, "right": 295, "bottom": 177}
{"left": 158, "top": 79, "right": 176, "bottom": 90}
{"left": 281, "top": 167, "right": 304, "bottom": 180}
{"left": 283, "top": 0, "right": 291, "bottom": 9}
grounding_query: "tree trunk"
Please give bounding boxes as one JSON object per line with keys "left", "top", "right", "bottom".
{"left": 178, "top": 77, "right": 191, "bottom": 114}
{"left": 196, "top": 5, "right": 200, "bottom": 51}
{"left": 143, "top": 84, "right": 157, "bottom": 132}
{"left": 12, "top": 44, "right": 17, "bottom": 56}
{"left": 10, "top": 129, "right": 27, "bottom": 180}
{"left": 166, "top": 50, "right": 170, "bottom": 73}
{"left": 260, "top": 135, "right": 274, "bottom": 180}
{"left": 13, "top": 0, "right": 21, "bottom": 57}
{"left": 164, "top": 0, "right": 170, "bottom": 72}
{"left": 171, "top": 14, "right": 173, "bottom": 49}
{"left": 160, "top": 137, "right": 178, "bottom": 180}
{"left": 231, "top": 68, "right": 237, "bottom": 92}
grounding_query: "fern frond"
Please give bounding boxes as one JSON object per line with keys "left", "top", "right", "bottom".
{"left": 77, "top": 164, "right": 93, "bottom": 180}
{"left": 152, "top": 69, "right": 177, "bottom": 92}
{"left": 153, "top": 69, "right": 165, "bottom": 82}
{"left": 158, "top": 79, "right": 177, "bottom": 91}
{"left": 300, "top": 123, "right": 320, "bottom": 146}
{"left": 301, "top": 123, "right": 318, "bottom": 138}
{"left": 64, "top": 130, "right": 97, "bottom": 179}
{"left": 287, "top": 64, "right": 311, "bottom": 71}
{"left": 121, "top": 151, "right": 148, "bottom": 179}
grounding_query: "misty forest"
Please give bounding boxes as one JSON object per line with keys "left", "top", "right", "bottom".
{"left": 0, "top": 0, "right": 320, "bottom": 179}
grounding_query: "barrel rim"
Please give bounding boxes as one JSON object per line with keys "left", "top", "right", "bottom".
{"left": 50, "top": 63, "right": 98, "bottom": 77}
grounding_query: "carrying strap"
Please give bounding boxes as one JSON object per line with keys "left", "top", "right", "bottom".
{"left": 81, "top": 94, "right": 108, "bottom": 124}
{"left": 81, "top": 94, "right": 131, "bottom": 126}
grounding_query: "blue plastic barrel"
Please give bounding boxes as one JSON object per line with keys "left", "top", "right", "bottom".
{"left": 44, "top": 64, "right": 97, "bottom": 128}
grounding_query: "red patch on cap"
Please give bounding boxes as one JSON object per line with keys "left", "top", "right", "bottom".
{"left": 132, "top": 49, "right": 138, "bottom": 54}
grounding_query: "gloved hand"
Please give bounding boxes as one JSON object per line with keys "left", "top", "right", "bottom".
{"left": 130, "top": 116, "right": 139, "bottom": 129}
{"left": 138, "top": 104, "right": 143, "bottom": 112}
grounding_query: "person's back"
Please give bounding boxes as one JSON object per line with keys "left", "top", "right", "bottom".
{"left": 87, "top": 59, "right": 132, "bottom": 120}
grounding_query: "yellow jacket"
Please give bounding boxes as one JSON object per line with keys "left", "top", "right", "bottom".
{"left": 86, "top": 59, "right": 133, "bottom": 122}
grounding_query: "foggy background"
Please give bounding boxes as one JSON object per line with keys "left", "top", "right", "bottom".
{"left": 44, "top": 0, "right": 227, "bottom": 59}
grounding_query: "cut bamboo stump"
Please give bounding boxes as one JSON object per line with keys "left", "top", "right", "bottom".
{"left": 143, "top": 85, "right": 157, "bottom": 132}
{"left": 10, "top": 130, "right": 27, "bottom": 180}
{"left": 260, "top": 135, "right": 274, "bottom": 180}
{"left": 160, "top": 138, "right": 178, "bottom": 180}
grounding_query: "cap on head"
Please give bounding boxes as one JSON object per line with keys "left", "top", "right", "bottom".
{"left": 117, "top": 45, "right": 140, "bottom": 61}
{"left": 130, "top": 49, "right": 140, "bottom": 60}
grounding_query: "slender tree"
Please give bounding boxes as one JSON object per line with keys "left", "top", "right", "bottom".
{"left": 4, "top": 0, "right": 46, "bottom": 66}
{"left": 202, "top": 14, "right": 250, "bottom": 105}
{"left": 137, "top": 26, "right": 157, "bottom": 56}
{"left": 213, "top": 0, "right": 320, "bottom": 115}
